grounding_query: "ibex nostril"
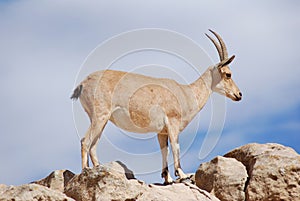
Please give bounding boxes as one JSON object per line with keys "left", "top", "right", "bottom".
{"left": 239, "top": 92, "right": 242, "bottom": 97}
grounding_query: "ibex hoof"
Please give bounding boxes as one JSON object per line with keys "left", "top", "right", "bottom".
{"left": 163, "top": 180, "right": 174, "bottom": 185}
{"left": 161, "top": 171, "right": 168, "bottom": 178}
{"left": 175, "top": 170, "right": 179, "bottom": 177}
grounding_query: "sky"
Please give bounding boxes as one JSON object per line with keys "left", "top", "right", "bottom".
{"left": 0, "top": 0, "right": 299, "bottom": 185}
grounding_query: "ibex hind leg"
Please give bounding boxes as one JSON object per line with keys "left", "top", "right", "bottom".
{"left": 81, "top": 113, "right": 110, "bottom": 169}
{"left": 81, "top": 126, "right": 91, "bottom": 169}
{"left": 89, "top": 119, "right": 109, "bottom": 167}
{"left": 157, "top": 133, "right": 173, "bottom": 185}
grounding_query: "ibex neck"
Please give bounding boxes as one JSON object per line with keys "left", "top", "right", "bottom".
{"left": 190, "top": 67, "right": 213, "bottom": 110}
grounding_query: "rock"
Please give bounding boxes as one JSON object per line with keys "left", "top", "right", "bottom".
{"left": 0, "top": 183, "right": 74, "bottom": 201}
{"left": 65, "top": 161, "right": 148, "bottom": 201}
{"left": 225, "top": 143, "right": 300, "bottom": 201}
{"left": 195, "top": 156, "right": 248, "bottom": 201}
{"left": 5, "top": 143, "right": 299, "bottom": 201}
{"left": 105, "top": 160, "right": 135, "bottom": 179}
{"left": 33, "top": 169, "right": 75, "bottom": 192}
{"left": 65, "top": 161, "right": 219, "bottom": 201}
{"left": 0, "top": 184, "right": 9, "bottom": 194}
{"left": 142, "top": 183, "right": 220, "bottom": 201}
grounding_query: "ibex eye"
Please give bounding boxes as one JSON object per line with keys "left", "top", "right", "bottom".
{"left": 226, "top": 73, "right": 231, "bottom": 78}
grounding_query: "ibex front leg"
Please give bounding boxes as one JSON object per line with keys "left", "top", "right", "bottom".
{"left": 166, "top": 119, "right": 188, "bottom": 181}
{"left": 157, "top": 133, "right": 173, "bottom": 185}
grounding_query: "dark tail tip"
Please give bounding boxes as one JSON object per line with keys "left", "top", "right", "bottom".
{"left": 70, "top": 85, "right": 83, "bottom": 100}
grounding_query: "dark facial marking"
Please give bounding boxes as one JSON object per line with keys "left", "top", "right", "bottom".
{"left": 225, "top": 73, "right": 231, "bottom": 79}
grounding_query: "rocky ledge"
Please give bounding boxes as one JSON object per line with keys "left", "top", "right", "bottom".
{"left": 1, "top": 143, "right": 299, "bottom": 201}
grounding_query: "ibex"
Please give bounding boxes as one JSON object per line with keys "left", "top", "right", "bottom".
{"left": 71, "top": 30, "right": 242, "bottom": 184}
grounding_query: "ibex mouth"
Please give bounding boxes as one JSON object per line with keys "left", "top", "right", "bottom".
{"left": 226, "top": 93, "right": 242, "bottom": 101}
{"left": 234, "top": 94, "right": 242, "bottom": 101}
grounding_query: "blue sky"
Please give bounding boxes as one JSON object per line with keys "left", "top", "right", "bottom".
{"left": 0, "top": 0, "right": 299, "bottom": 185}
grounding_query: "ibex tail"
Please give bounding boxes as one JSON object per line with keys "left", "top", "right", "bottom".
{"left": 70, "top": 85, "right": 83, "bottom": 100}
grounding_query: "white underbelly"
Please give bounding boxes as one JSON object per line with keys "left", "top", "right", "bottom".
{"left": 110, "top": 106, "right": 166, "bottom": 133}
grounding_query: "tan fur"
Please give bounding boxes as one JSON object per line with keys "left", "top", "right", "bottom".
{"left": 73, "top": 30, "right": 242, "bottom": 184}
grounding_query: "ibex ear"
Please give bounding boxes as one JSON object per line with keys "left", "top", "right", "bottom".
{"left": 218, "top": 55, "right": 235, "bottom": 68}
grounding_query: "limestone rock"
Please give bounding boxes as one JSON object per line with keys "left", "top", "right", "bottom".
{"left": 64, "top": 161, "right": 219, "bottom": 201}
{"left": 195, "top": 156, "right": 248, "bottom": 201}
{"left": 0, "top": 183, "right": 74, "bottom": 201}
{"left": 64, "top": 161, "right": 148, "bottom": 201}
{"left": 104, "top": 160, "right": 135, "bottom": 179}
{"left": 0, "top": 184, "right": 9, "bottom": 195}
{"left": 225, "top": 143, "right": 300, "bottom": 201}
{"left": 33, "top": 169, "right": 75, "bottom": 192}
{"left": 141, "top": 183, "right": 220, "bottom": 201}
{"left": 3, "top": 143, "right": 300, "bottom": 201}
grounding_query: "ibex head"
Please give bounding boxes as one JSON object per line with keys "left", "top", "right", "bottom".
{"left": 206, "top": 29, "right": 242, "bottom": 101}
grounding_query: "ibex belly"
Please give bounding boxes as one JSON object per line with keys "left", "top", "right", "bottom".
{"left": 108, "top": 80, "right": 183, "bottom": 133}
{"left": 110, "top": 105, "right": 166, "bottom": 133}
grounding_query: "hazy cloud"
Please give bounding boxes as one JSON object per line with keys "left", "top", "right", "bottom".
{"left": 0, "top": 0, "right": 299, "bottom": 185}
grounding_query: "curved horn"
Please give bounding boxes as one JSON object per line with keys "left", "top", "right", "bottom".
{"left": 205, "top": 33, "right": 223, "bottom": 61}
{"left": 208, "top": 29, "right": 228, "bottom": 59}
